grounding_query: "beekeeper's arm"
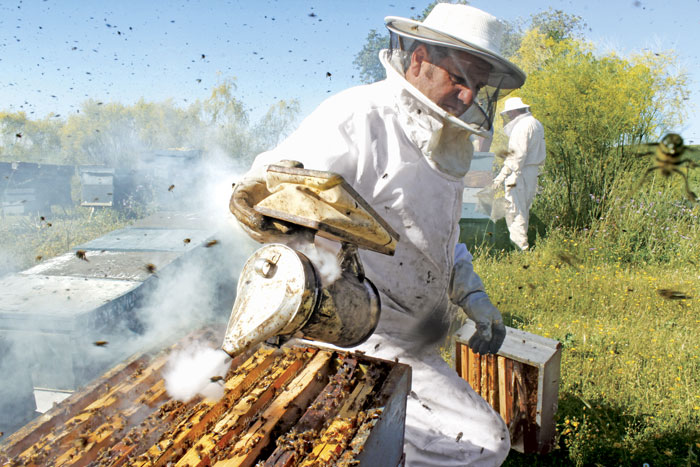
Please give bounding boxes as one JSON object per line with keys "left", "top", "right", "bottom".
{"left": 230, "top": 96, "right": 359, "bottom": 244}
{"left": 493, "top": 119, "right": 533, "bottom": 188}
{"left": 449, "top": 243, "right": 506, "bottom": 354}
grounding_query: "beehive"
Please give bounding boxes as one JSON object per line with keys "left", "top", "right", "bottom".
{"left": 0, "top": 329, "right": 410, "bottom": 467}
{"left": 453, "top": 322, "right": 561, "bottom": 454}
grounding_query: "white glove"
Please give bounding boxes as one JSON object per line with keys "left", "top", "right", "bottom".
{"left": 449, "top": 254, "right": 506, "bottom": 354}
{"left": 492, "top": 167, "right": 509, "bottom": 190}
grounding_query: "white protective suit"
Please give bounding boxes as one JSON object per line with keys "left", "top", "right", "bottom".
{"left": 495, "top": 112, "right": 546, "bottom": 250}
{"left": 248, "top": 50, "right": 510, "bottom": 466}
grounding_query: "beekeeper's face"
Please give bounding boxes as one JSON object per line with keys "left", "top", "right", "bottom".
{"left": 406, "top": 44, "right": 491, "bottom": 117}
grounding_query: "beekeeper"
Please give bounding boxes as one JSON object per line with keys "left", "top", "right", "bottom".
{"left": 493, "top": 97, "right": 547, "bottom": 251}
{"left": 231, "top": 4, "right": 525, "bottom": 465}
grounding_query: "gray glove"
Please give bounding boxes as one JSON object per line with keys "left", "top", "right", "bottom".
{"left": 449, "top": 255, "right": 506, "bottom": 355}
{"left": 462, "top": 292, "right": 506, "bottom": 355}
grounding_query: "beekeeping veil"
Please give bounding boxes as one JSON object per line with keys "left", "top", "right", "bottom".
{"left": 385, "top": 3, "right": 525, "bottom": 133}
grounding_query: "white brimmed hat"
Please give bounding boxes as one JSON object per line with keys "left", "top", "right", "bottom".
{"left": 500, "top": 97, "right": 530, "bottom": 114}
{"left": 385, "top": 3, "right": 525, "bottom": 89}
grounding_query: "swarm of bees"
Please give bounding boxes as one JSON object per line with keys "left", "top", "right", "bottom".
{"left": 638, "top": 133, "right": 698, "bottom": 202}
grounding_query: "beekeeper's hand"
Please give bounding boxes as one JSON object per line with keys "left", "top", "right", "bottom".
{"left": 449, "top": 253, "right": 506, "bottom": 354}
{"left": 230, "top": 160, "right": 302, "bottom": 244}
{"left": 492, "top": 171, "right": 507, "bottom": 190}
{"left": 462, "top": 292, "right": 506, "bottom": 355}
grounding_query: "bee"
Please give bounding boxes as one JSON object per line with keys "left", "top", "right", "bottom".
{"left": 93, "top": 340, "right": 108, "bottom": 347}
{"left": 168, "top": 184, "right": 175, "bottom": 192}
{"left": 455, "top": 431, "right": 463, "bottom": 442}
{"left": 35, "top": 255, "right": 43, "bottom": 261}
{"left": 657, "top": 289, "right": 691, "bottom": 300}
{"left": 204, "top": 239, "right": 218, "bottom": 248}
{"left": 15, "top": 133, "right": 22, "bottom": 138}
{"left": 638, "top": 133, "right": 698, "bottom": 202}
{"left": 183, "top": 238, "right": 191, "bottom": 245}
{"left": 555, "top": 251, "right": 579, "bottom": 267}
{"left": 210, "top": 376, "right": 225, "bottom": 383}
{"left": 76, "top": 250, "right": 89, "bottom": 261}
{"left": 145, "top": 263, "right": 157, "bottom": 274}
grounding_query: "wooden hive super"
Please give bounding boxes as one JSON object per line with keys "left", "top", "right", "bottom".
{"left": 453, "top": 322, "right": 562, "bottom": 454}
{"left": 0, "top": 329, "right": 411, "bottom": 467}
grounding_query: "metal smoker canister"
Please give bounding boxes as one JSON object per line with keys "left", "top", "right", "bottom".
{"left": 222, "top": 243, "right": 380, "bottom": 357}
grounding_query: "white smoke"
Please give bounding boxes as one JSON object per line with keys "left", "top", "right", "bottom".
{"left": 162, "top": 342, "right": 230, "bottom": 402}
{"left": 293, "top": 239, "right": 342, "bottom": 286}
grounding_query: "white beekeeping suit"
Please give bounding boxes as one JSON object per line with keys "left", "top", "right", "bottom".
{"left": 493, "top": 97, "right": 546, "bottom": 250}
{"left": 231, "top": 4, "right": 527, "bottom": 465}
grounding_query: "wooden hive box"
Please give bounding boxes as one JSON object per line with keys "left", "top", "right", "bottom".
{"left": 0, "top": 328, "right": 411, "bottom": 467}
{"left": 453, "top": 322, "right": 561, "bottom": 454}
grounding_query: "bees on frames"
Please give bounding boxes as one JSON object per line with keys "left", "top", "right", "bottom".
{"left": 638, "top": 133, "right": 698, "bottom": 202}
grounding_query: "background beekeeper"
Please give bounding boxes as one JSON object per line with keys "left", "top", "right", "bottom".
{"left": 231, "top": 4, "right": 526, "bottom": 465}
{"left": 493, "top": 97, "right": 547, "bottom": 251}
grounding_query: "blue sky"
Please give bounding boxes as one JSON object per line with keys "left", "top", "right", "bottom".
{"left": 2, "top": 0, "right": 699, "bottom": 142}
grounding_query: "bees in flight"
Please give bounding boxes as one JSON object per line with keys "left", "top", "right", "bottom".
{"left": 76, "top": 250, "right": 89, "bottom": 261}
{"left": 657, "top": 289, "right": 691, "bottom": 300}
{"left": 93, "top": 340, "right": 108, "bottom": 347}
{"left": 168, "top": 184, "right": 175, "bottom": 192}
{"left": 205, "top": 239, "right": 218, "bottom": 248}
{"left": 144, "top": 263, "right": 157, "bottom": 274}
{"left": 209, "top": 375, "right": 225, "bottom": 384}
{"left": 183, "top": 238, "right": 191, "bottom": 245}
{"left": 638, "top": 133, "right": 698, "bottom": 202}
{"left": 555, "top": 251, "right": 580, "bottom": 268}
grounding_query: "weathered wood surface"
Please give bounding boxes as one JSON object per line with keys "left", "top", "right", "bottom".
{"left": 0, "top": 332, "right": 409, "bottom": 467}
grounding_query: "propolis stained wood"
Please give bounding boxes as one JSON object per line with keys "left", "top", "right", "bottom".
{"left": 0, "top": 330, "right": 410, "bottom": 467}
{"left": 453, "top": 322, "right": 561, "bottom": 454}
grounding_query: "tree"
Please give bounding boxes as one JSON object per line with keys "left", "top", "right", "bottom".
{"left": 352, "top": 29, "right": 389, "bottom": 84}
{"left": 352, "top": 1, "right": 469, "bottom": 84}
{"left": 529, "top": 8, "right": 586, "bottom": 42}
{"left": 510, "top": 30, "right": 689, "bottom": 228}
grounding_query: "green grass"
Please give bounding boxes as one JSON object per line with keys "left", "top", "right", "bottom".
{"left": 464, "top": 179, "right": 700, "bottom": 465}
{"left": 475, "top": 244, "right": 700, "bottom": 466}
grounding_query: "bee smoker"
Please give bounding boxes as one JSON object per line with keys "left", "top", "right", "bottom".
{"left": 222, "top": 165, "right": 399, "bottom": 357}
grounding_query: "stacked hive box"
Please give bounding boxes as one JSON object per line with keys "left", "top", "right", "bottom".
{"left": 0, "top": 329, "right": 410, "bottom": 467}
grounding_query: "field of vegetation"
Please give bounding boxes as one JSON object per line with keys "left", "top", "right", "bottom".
{"left": 461, "top": 163, "right": 700, "bottom": 466}
{"left": 0, "top": 207, "right": 136, "bottom": 276}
